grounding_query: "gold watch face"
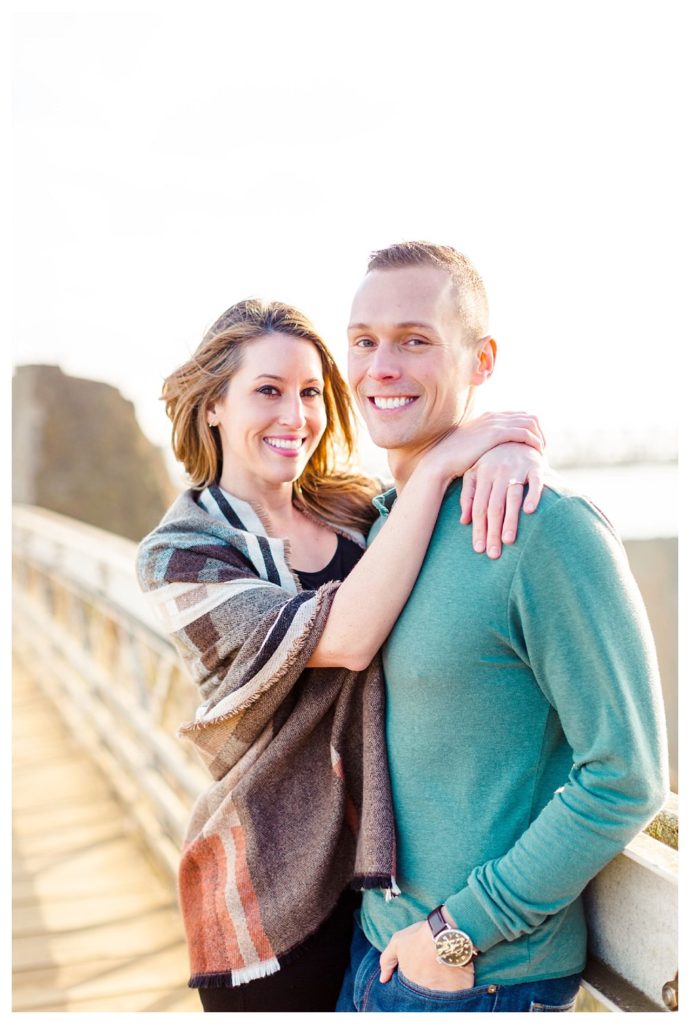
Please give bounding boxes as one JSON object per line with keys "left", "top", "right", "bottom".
{"left": 435, "top": 929, "right": 474, "bottom": 966}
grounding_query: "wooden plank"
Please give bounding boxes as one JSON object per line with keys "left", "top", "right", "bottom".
{"left": 13, "top": 877, "right": 170, "bottom": 912}
{"left": 11, "top": 833, "right": 163, "bottom": 893}
{"left": 13, "top": 796, "right": 125, "bottom": 836}
{"left": 13, "top": 887, "right": 177, "bottom": 936}
{"left": 13, "top": 820, "right": 128, "bottom": 864}
{"left": 13, "top": 757, "right": 114, "bottom": 805}
{"left": 13, "top": 709, "right": 72, "bottom": 737}
{"left": 12, "top": 851, "right": 172, "bottom": 905}
{"left": 14, "top": 983, "right": 200, "bottom": 1012}
{"left": 12, "top": 945, "right": 196, "bottom": 1011}
{"left": 13, "top": 905, "right": 187, "bottom": 970}
{"left": 13, "top": 741, "right": 80, "bottom": 765}
{"left": 12, "top": 653, "right": 195, "bottom": 1011}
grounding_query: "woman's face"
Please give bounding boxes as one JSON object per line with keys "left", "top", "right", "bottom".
{"left": 209, "top": 332, "right": 328, "bottom": 493}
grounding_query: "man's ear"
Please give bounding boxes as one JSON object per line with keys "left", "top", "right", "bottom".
{"left": 470, "top": 336, "right": 496, "bottom": 385}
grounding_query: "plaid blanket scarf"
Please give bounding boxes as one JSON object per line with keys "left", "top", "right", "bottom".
{"left": 136, "top": 484, "right": 397, "bottom": 988}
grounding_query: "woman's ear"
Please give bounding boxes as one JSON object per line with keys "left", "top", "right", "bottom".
{"left": 207, "top": 405, "right": 218, "bottom": 427}
{"left": 470, "top": 336, "right": 497, "bottom": 385}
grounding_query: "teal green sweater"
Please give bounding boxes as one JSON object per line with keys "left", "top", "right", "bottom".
{"left": 360, "top": 481, "right": 668, "bottom": 984}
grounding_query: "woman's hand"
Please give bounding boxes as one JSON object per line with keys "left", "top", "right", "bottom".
{"left": 423, "top": 411, "right": 544, "bottom": 486}
{"left": 460, "top": 443, "right": 546, "bottom": 559}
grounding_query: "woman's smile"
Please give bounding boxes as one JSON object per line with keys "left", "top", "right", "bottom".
{"left": 263, "top": 435, "right": 306, "bottom": 456}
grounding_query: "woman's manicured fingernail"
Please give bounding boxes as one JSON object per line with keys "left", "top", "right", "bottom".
{"left": 502, "top": 533, "right": 514, "bottom": 543}
{"left": 488, "top": 546, "right": 500, "bottom": 558}
{"left": 524, "top": 504, "right": 534, "bottom": 513}
{"left": 474, "top": 541, "right": 485, "bottom": 552}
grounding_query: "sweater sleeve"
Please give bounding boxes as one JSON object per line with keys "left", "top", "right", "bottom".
{"left": 444, "top": 494, "right": 669, "bottom": 952}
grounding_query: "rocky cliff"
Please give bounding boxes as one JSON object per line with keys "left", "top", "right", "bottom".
{"left": 13, "top": 365, "right": 179, "bottom": 542}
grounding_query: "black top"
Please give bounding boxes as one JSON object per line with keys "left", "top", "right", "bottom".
{"left": 294, "top": 533, "right": 364, "bottom": 589}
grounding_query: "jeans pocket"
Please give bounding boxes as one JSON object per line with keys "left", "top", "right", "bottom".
{"left": 396, "top": 969, "right": 490, "bottom": 1002}
{"left": 530, "top": 998, "right": 577, "bottom": 1012}
{"left": 391, "top": 970, "right": 498, "bottom": 1012}
{"left": 353, "top": 946, "right": 383, "bottom": 1012}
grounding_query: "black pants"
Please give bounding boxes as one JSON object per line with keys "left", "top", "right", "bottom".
{"left": 198, "top": 890, "right": 360, "bottom": 1012}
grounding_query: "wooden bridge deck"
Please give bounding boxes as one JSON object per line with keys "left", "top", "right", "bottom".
{"left": 12, "top": 659, "right": 199, "bottom": 1012}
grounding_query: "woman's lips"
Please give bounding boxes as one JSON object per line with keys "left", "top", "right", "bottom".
{"left": 263, "top": 436, "right": 305, "bottom": 457}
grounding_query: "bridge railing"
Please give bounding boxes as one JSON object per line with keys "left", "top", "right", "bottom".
{"left": 12, "top": 504, "right": 208, "bottom": 877}
{"left": 12, "top": 505, "right": 678, "bottom": 1012}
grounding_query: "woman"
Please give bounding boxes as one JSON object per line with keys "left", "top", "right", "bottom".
{"left": 137, "top": 298, "right": 545, "bottom": 1012}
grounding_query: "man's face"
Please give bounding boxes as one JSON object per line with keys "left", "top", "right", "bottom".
{"left": 347, "top": 266, "right": 480, "bottom": 459}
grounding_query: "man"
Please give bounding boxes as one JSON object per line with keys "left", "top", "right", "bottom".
{"left": 336, "top": 242, "right": 668, "bottom": 1013}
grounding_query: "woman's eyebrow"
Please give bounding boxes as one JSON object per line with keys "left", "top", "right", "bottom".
{"left": 253, "top": 374, "right": 323, "bottom": 384}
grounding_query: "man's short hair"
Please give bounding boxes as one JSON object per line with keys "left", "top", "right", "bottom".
{"left": 367, "top": 241, "right": 489, "bottom": 346}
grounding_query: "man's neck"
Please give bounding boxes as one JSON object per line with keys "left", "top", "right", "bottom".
{"left": 387, "top": 436, "right": 453, "bottom": 491}
{"left": 387, "top": 408, "right": 474, "bottom": 491}
{"left": 387, "top": 448, "right": 424, "bottom": 492}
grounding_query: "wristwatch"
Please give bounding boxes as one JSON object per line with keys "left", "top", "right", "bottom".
{"left": 427, "top": 905, "right": 479, "bottom": 967}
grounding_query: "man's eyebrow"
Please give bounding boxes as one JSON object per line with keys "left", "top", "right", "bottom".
{"left": 347, "top": 321, "right": 438, "bottom": 332}
{"left": 396, "top": 321, "right": 437, "bottom": 331}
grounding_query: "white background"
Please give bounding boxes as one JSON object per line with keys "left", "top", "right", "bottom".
{"left": 10, "top": 0, "right": 685, "bottom": 469}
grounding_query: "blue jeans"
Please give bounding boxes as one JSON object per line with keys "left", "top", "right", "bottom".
{"left": 336, "top": 922, "right": 582, "bottom": 1013}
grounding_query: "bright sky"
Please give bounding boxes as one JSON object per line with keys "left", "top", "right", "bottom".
{"left": 11, "top": 1, "right": 685, "bottom": 469}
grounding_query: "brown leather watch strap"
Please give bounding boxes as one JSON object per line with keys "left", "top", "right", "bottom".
{"left": 427, "top": 905, "right": 449, "bottom": 938}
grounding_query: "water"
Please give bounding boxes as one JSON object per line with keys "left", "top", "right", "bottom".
{"left": 357, "top": 438, "right": 677, "bottom": 541}
{"left": 552, "top": 463, "right": 677, "bottom": 540}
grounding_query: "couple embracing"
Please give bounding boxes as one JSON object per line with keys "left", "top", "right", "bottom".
{"left": 138, "top": 242, "right": 667, "bottom": 1013}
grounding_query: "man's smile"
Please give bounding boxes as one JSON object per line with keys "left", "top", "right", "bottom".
{"left": 368, "top": 396, "right": 419, "bottom": 410}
